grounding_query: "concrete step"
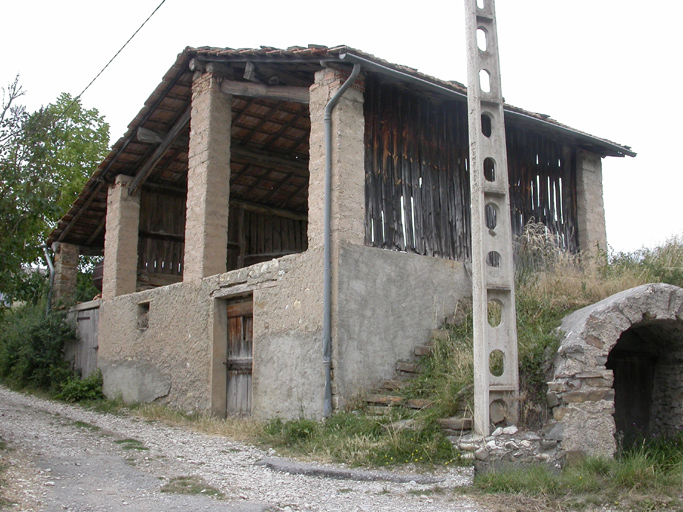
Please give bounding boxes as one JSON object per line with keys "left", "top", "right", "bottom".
{"left": 413, "top": 344, "right": 434, "bottom": 357}
{"left": 396, "top": 361, "right": 421, "bottom": 374}
{"left": 364, "top": 394, "right": 402, "bottom": 406}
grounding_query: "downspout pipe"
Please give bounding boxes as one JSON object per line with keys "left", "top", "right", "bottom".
{"left": 323, "top": 63, "right": 361, "bottom": 418}
{"left": 41, "top": 244, "right": 55, "bottom": 315}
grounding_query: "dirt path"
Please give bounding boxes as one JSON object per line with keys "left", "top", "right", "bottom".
{"left": 0, "top": 387, "right": 487, "bottom": 512}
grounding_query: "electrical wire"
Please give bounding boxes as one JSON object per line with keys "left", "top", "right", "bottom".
{"left": 57, "top": 0, "right": 167, "bottom": 121}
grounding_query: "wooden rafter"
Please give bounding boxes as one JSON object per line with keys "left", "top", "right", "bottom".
{"left": 129, "top": 106, "right": 191, "bottom": 195}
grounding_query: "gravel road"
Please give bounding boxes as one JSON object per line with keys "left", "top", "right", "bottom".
{"left": 0, "top": 387, "right": 488, "bottom": 512}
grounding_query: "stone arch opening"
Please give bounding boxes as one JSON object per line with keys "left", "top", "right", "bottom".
{"left": 607, "top": 320, "right": 683, "bottom": 444}
{"left": 549, "top": 283, "right": 683, "bottom": 457}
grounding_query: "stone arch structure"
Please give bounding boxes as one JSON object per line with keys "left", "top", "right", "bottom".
{"left": 548, "top": 283, "right": 683, "bottom": 457}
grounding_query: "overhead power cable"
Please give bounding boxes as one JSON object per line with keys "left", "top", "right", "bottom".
{"left": 57, "top": 0, "right": 167, "bottom": 121}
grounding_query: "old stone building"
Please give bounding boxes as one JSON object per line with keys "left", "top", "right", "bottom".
{"left": 47, "top": 45, "right": 634, "bottom": 420}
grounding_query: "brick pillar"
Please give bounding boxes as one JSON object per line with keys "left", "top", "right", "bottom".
{"left": 576, "top": 150, "right": 608, "bottom": 255}
{"left": 51, "top": 242, "right": 79, "bottom": 304}
{"left": 102, "top": 174, "right": 140, "bottom": 300}
{"left": 183, "top": 73, "right": 231, "bottom": 281}
{"left": 308, "top": 68, "right": 365, "bottom": 251}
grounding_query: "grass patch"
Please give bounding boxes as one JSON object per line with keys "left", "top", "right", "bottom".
{"left": 71, "top": 420, "right": 100, "bottom": 431}
{"left": 473, "top": 445, "right": 683, "bottom": 511}
{"left": 114, "top": 438, "right": 148, "bottom": 451}
{"left": 259, "top": 413, "right": 461, "bottom": 467}
{"left": 160, "top": 475, "right": 223, "bottom": 498}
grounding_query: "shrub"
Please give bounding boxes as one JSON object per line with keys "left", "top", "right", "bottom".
{"left": 55, "top": 369, "right": 105, "bottom": 402}
{"left": 0, "top": 302, "right": 74, "bottom": 391}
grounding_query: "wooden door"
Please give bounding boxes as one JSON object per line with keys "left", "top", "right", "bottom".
{"left": 75, "top": 306, "right": 99, "bottom": 377}
{"left": 226, "top": 298, "right": 253, "bottom": 415}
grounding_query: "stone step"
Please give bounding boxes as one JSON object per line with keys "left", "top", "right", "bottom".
{"left": 429, "top": 328, "right": 450, "bottom": 343}
{"left": 405, "top": 398, "right": 433, "bottom": 410}
{"left": 366, "top": 405, "right": 393, "bottom": 416}
{"left": 379, "top": 379, "right": 404, "bottom": 391}
{"left": 396, "top": 361, "right": 421, "bottom": 374}
{"left": 364, "top": 394, "right": 402, "bottom": 406}
{"left": 437, "top": 417, "right": 473, "bottom": 432}
{"left": 413, "top": 344, "right": 434, "bottom": 357}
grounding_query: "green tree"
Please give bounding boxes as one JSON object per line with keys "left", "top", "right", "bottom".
{"left": 0, "top": 76, "right": 110, "bottom": 303}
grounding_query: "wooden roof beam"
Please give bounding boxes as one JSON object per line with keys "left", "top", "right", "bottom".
{"left": 129, "top": 106, "right": 191, "bottom": 195}
{"left": 231, "top": 145, "right": 308, "bottom": 177}
{"left": 220, "top": 80, "right": 309, "bottom": 104}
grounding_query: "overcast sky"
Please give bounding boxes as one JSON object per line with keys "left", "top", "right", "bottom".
{"left": 2, "top": 0, "right": 679, "bottom": 254}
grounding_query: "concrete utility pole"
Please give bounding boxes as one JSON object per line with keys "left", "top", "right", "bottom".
{"left": 465, "top": 0, "right": 519, "bottom": 436}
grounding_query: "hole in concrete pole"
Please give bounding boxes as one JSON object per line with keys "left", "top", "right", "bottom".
{"left": 487, "top": 299, "right": 503, "bottom": 327}
{"left": 477, "top": 28, "right": 488, "bottom": 51}
{"left": 479, "top": 69, "right": 491, "bottom": 93}
{"left": 486, "top": 251, "right": 501, "bottom": 267}
{"left": 481, "top": 113, "right": 492, "bottom": 137}
{"left": 485, "top": 203, "right": 498, "bottom": 230}
{"left": 476, "top": 0, "right": 485, "bottom": 8}
{"left": 484, "top": 157, "right": 496, "bottom": 182}
{"left": 489, "top": 349, "right": 504, "bottom": 376}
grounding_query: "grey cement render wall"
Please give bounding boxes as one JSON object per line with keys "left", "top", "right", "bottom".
{"left": 334, "top": 244, "right": 471, "bottom": 405}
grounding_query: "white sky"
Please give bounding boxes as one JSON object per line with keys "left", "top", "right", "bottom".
{"left": 2, "top": 0, "right": 679, "bottom": 254}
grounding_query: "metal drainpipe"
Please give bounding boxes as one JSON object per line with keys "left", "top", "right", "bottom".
{"left": 41, "top": 244, "right": 55, "bottom": 315}
{"left": 323, "top": 63, "right": 361, "bottom": 418}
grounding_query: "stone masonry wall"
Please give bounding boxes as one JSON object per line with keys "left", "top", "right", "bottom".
{"left": 102, "top": 175, "right": 140, "bottom": 300}
{"left": 52, "top": 242, "right": 79, "bottom": 304}
{"left": 184, "top": 72, "right": 232, "bottom": 281}
{"left": 548, "top": 284, "right": 683, "bottom": 458}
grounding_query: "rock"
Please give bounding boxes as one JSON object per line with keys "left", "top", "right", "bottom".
{"left": 489, "top": 401, "right": 507, "bottom": 424}
{"left": 474, "top": 447, "right": 489, "bottom": 461}
{"left": 458, "top": 442, "right": 478, "bottom": 452}
{"left": 502, "top": 426, "right": 518, "bottom": 435}
{"left": 520, "top": 440, "right": 531, "bottom": 448}
{"left": 491, "top": 427, "right": 503, "bottom": 437}
{"left": 541, "top": 440, "right": 558, "bottom": 451}
{"left": 542, "top": 422, "right": 564, "bottom": 441}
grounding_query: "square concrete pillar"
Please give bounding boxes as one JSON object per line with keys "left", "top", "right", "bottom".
{"left": 183, "top": 73, "right": 232, "bottom": 281}
{"left": 308, "top": 68, "right": 365, "bottom": 251}
{"left": 102, "top": 174, "right": 140, "bottom": 300}
{"left": 576, "top": 149, "right": 607, "bottom": 255}
{"left": 51, "top": 242, "right": 79, "bottom": 304}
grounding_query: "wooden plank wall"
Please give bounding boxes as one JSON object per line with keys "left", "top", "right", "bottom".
{"left": 226, "top": 206, "right": 307, "bottom": 271}
{"left": 138, "top": 190, "right": 186, "bottom": 281}
{"left": 363, "top": 76, "right": 578, "bottom": 262}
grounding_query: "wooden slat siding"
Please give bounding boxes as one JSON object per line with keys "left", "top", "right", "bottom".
{"left": 363, "top": 76, "right": 578, "bottom": 262}
{"left": 225, "top": 206, "right": 307, "bottom": 272}
{"left": 137, "top": 190, "right": 186, "bottom": 282}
